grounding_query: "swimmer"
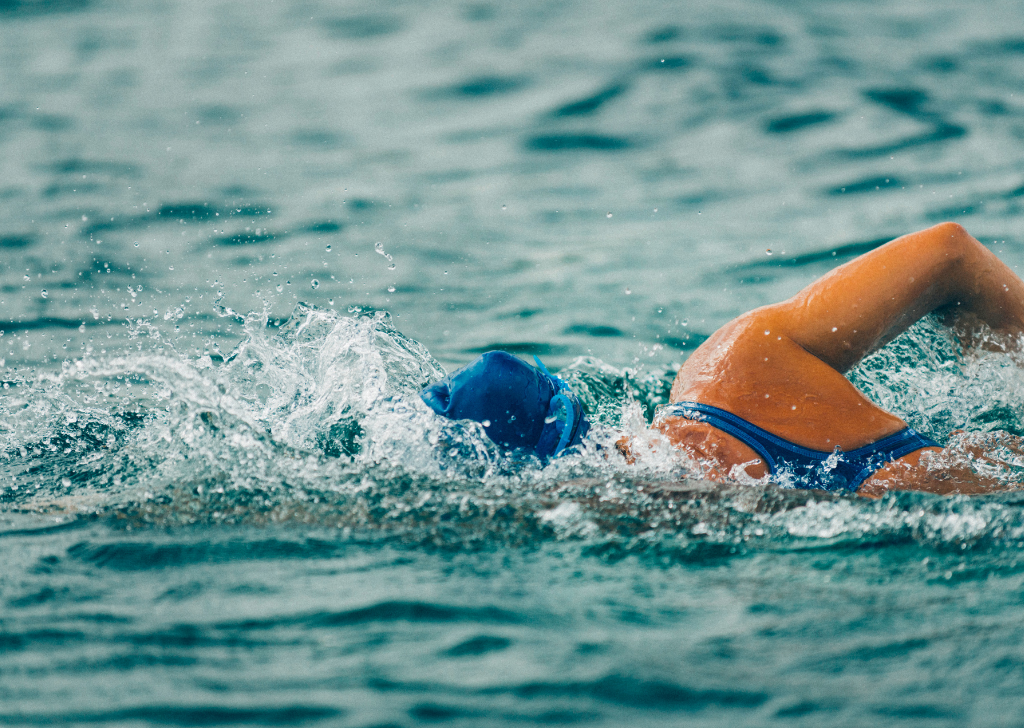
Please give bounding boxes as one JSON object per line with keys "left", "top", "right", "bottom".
{"left": 423, "top": 223, "right": 1024, "bottom": 496}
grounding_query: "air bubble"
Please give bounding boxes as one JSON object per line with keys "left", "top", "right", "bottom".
{"left": 625, "top": 288, "right": 632, "bottom": 295}
{"left": 325, "top": 245, "right": 331, "bottom": 252}
{"left": 606, "top": 212, "right": 613, "bottom": 218}
{"left": 311, "top": 279, "right": 319, "bottom": 289}
{"left": 765, "top": 249, "right": 773, "bottom": 256}
{"left": 387, "top": 285, "right": 395, "bottom": 293}
{"left": 40, "top": 290, "right": 47, "bottom": 298}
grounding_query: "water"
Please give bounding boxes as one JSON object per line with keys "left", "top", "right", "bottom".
{"left": 4, "top": 0, "right": 1024, "bottom": 724}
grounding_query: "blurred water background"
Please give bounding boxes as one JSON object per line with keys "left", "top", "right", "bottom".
{"left": 4, "top": 0, "right": 1024, "bottom": 725}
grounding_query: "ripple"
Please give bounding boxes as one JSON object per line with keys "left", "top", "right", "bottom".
{"left": 502, "top": 674, "right": 768, "bottom": 710}
{"left": 827, "top": 176, "right": 906, "bottom": 195}
{"left": 0, "top": 234, "right": 35, "bottom": 248}
{"left": 322, "top": 14, "right": 403, "bottom": 40}
{"left": 445, "top": 76, "right": 526, "bottom": 98}
{"left": 765, "top": 111, "right": 836, "bottom": 134}
{"left": 552, "top": 84, "right": 628, "bottom": 117}
{"left": 525, "top": 134, "right": 632, "bottom": 151}
{"left": 0, "top": 706, "right": 343, "bottom": 726}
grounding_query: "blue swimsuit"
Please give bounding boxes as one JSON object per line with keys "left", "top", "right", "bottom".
{"left": 661, "top": 402, "right": 941, "bottom": 493}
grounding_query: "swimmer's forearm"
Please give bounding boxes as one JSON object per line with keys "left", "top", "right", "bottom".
{"left": 768, "top": 223, "right": 1024, "bottom": 372}
{"left": 861, "top": 469, "right": 1013, "bottom": 497}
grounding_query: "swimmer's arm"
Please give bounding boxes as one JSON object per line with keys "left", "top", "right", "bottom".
{"left": 859, "top": 443, "right": 1024, "bottom": 497}
{"left": 761, "top": 222, "right": 1024, "bottom": 373}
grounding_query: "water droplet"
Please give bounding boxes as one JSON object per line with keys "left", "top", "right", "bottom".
{"left": 501, "top": 205, "right": 507, "bottom": 211}
{"left": 606, "top": 212, "right": 613, "bottom": 218}
{"left": 276, "top": 284, "right": 283, "bottom": 292}
{"left": 387, "top": 285, "right": 395, "bottom": 293}
{"left": 40, "top": 289, "right": 47, "bottom": 298}
{"left": 311, "top": 279, "right": 319, "bottom": 289}
{"left": 765, "top": 248, "right": 773, "bottom": 256}
{"left": 325, "top": 245, "right": 331, "bottom": 251}
{"left": 328, "top": 298, "right": 334, "bottom": 305}
{"left": 23, "top": 275, "right": 30, "bottom": 281}
{"left": 387, "top": 263, "right": 395, "bottom": 270}
{"left": 134, "top": 241, "right": 139, "bottom": 247}
{"left": 624, "top": 288, "right": 632, "bottom": 295}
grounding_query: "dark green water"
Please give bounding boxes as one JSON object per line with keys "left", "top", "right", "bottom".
{"left": 4, "top": 0, "right": 1024, "bottom": 725}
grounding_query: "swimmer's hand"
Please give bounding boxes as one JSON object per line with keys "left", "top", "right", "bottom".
{"left": 615, "top": 435, "right": 636, "bottom": 464}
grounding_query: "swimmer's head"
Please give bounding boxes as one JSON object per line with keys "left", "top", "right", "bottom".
{"left": 421, "top": 350, "right": 589, "bottom": 460}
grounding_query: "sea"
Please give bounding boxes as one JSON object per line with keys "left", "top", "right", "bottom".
{"left": 4, "top": 0, "right": 1024, "bottom": 725}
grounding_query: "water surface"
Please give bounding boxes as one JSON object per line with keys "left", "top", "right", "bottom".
{"left": 4, "top": 0, "right": 1024, "bottom": 725}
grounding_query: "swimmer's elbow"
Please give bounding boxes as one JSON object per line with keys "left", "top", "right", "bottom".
{"left": 924, "top": 221, "right": 978, "bottom": 261}
{"left": 929, "top": 221, "right": 969, "bottom": 239}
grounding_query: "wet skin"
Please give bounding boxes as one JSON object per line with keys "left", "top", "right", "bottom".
{"left": 657, "top": 222, "right": 1024, "bottom": 496}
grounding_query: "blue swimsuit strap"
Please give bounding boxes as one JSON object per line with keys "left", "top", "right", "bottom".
{"left": 534, "top": 356, "right": 587, "bottom": 456}
{"left": 659, "top": 401, "right": 940, "bottom": 490}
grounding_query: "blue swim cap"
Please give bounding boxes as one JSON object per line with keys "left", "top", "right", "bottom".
{"left": 421, "top": 351, "right": 590, "bottom": 460}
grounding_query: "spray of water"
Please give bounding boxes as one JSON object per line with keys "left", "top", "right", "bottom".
{"left": 2, "top": 306, "right": 1024, "bottom": 555}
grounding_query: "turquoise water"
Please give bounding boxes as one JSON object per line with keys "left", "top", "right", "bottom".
{"left": 4, "top": 0, "right": 1024, "bottom": 725}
